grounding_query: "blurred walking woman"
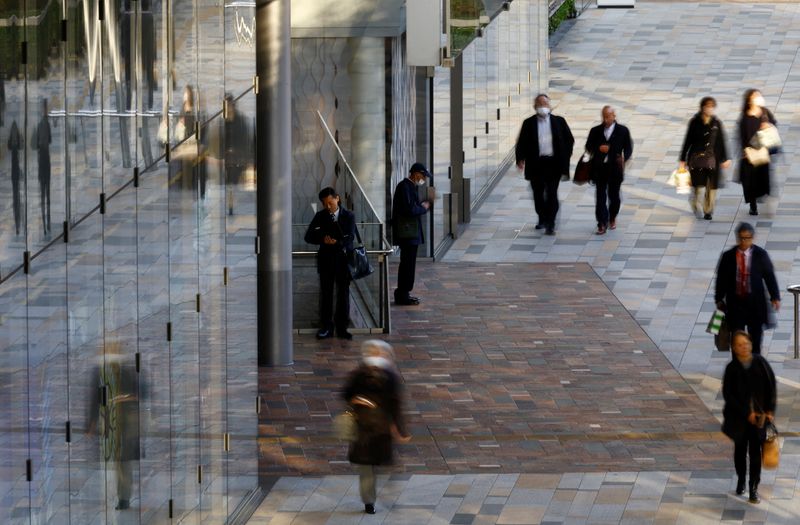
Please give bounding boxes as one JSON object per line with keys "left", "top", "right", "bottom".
{"left": 679, "top": 97, "right": 731, "bottom": 220}
{"left": 342, "top": 340, "right": 410, "bottom": 515}
{"left": 722, "top": 331, "right": 776, "bottom": 504}
{"left": 738, "top": 89, "right": 776, "bottom": 216}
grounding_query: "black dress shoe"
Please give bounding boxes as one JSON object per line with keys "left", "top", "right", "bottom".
{"left": 336, "top": 330, "right": 353, "bottom": 340}
{"left": 364, "top": 503, "right": 375, "bottom": 514}
{"left": 703, "top": 213, "right": 712, "bottom": 220}
{"left": 316, "top": 328, "right": 334, "bottom": 339}
{"left": 749, "top": 483, "right": 760, "bottom": 504}
{"left": 545, "top": 227, "right": 555, "bottom": 236}
{"left": 736, "top": 478, "right": 745, "bottom": 495}
{"left": 534, "top": 223, "right": 545, "bottom": 230}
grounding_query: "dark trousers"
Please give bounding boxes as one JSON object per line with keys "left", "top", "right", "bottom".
{"left": 595, "top": 173, "right": 622, "bottom": 227}
{"left": 529, "top": 157, "right": 560, "bottom": 228}
{"left": 395, "top": 243, "right": 419, "bottom": 300}
{"left": 734, "top": 423, "right": 763, "bottom": 486}
{"left": 319, "top": 255, "right": 351, "bottom": 332}
{"left": 726, "top": 297, "right": 764, "bottom": 354}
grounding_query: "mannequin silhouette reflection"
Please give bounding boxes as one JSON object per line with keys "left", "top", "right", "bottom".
{"left": 87, "top": 344, "right": 143, "bottom": 511}
{"left": 8, "top": 121, "right": 23, "bottom": 235}
{"left": 33, "top": 99, "right": 51, "bottom": 236}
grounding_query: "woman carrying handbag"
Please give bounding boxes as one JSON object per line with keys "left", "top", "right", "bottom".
{"left": 738, "top": 89, "right": 777, "bottom": 216}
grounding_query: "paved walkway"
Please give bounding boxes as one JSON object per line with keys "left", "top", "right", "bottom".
{"left": 251, "top": 2, "right": 800, "bottom": 523}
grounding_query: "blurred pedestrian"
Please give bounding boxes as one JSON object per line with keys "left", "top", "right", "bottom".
{"left": 304, "top": 187, "right": 356, "bottom": 340}
{"left": 514, "top": 93, "right": 574, "bottom": 235}
{"left": 722, "top": 331, "right": 776, "bottom": 504}
{"left": 679, "top": 97, "right": 731, "bottom": 220}
{"left": 738, "top": 89, "right": 776, "bottom": 216}
{"left": 585, "top": 106, "right": 633, "bottom": 235}
{"left": 714, "top": 222, "right": 780, "bottom": 354}
{"left": 342, "top": 340, "right": 410, "bottom": 514}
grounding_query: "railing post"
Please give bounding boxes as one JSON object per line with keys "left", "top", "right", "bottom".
{"left": 787, "top": 285, "right": 800, "bottom": 359}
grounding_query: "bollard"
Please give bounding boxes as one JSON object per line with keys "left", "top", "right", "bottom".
{"left": 788, "top": 285, "right": 800, "bottom": 359}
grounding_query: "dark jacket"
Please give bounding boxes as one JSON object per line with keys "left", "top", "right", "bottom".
{"left": 585, "top": 122, "right": 633, "bottom": 181}
{"left": 342, "top": 364, "right": 406, "bottom": 465}
{"left": 304, "top": 207, "right": 356, "bottom": 271}
{"left": 714, "top": 245, "right": 780, "bottom": 327}
{"left": 391, "top": 177, "right": 428, "bottom": 246}
{"left": 514, "top": 114, "right": 574, "bottom": 180}
{"left": 680, "top": 114, "right": 729, "bottom": 188}
{"left": 738, "top": 110, "right": 776, "bottom": 201}
{"left": 722, "top": 354, "right": 776, "bottom": 440}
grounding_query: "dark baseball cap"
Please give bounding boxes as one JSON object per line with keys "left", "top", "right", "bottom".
{"left": 409, "top": 162, "right": 431, "bottom": 177}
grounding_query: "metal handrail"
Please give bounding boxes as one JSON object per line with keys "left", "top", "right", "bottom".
{"left": 787, "top": 285, "right": 800, "bottom": 359}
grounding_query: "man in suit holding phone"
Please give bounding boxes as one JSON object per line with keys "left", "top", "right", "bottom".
{"left": 714, "top": 222, "right": 780, "bottom": 354}
{"left": 585, "top": 106, "right": 633, "bottom": 235}
{"left": 305, "top": 187, "right": 357, "bottom": 340}
{"left": 391, "top": 163, "right": 432, "bottom": 306}
{"left": 514, "top": 94, "right": 574, "bottom": 236}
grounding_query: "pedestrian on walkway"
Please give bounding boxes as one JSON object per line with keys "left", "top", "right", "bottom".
{"left": 738, "top": 89, "right": 776, "bottom": 216}
{"left": 679, "top": 97, "right": 731, "bottom": 220}
{"left": 585, "top": 106, "right": 633, "bottom": 235}
{"left": 304, "top": 187, "right": 356, "bottom": 340}
{"left": 342, "top": 340, "right": 410, "bottom": 515}
{"left": 391, "top": 162, "right": 432, "bottom": 305}
{"left": 722, "top": 330, "right": 776, "bottom": 504}
{"left": 514, "top": 94, "right": 574, "bottom": 235}
{"left": 714, "top": 222, "right": 780, "bottom": 354}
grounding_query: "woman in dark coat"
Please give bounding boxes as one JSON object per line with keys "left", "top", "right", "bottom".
{"left": 738, "top": 89, "right": 776, "bottom": 216}
{"left": 679, "top": 97, "right": 731, "bottom": 220}
{"left": 722, "top": 331, "right": 776, "bottom": 505}
{"left": 342, "top": 340, "right": 410, "bottom": 515}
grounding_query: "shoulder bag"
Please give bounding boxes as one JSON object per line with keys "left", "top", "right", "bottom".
{"left": 744, "top": 146, "right": 769, "bottom": 166}
{"left": 762, "top": 421, "right": 780, "bottom": 469}
{"left": 348, "top": 226, "right": 374, "bottom": 280}
{"left": 573, "top": 152, "right": 592, "bottom": 185}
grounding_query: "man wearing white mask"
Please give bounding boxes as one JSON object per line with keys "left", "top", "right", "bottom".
{"left": 515, "top": 94, "right": 575, "bottom": 235}
{"left": 391, "top": 163, "right": 432, "bottom": 305}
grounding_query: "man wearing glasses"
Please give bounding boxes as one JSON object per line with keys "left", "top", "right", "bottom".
{"left": 714, "top": 222, "right": 781, "bottom": 354}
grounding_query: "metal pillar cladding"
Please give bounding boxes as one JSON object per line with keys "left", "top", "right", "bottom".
{"left": 789, "top": 285, "right": 800, "bottom": 359}
{"left": 256, "top": 0, "right": 293, "bottom": 366}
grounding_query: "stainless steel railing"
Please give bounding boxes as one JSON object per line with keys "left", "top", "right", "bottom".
{"left": 788, "top": 285, "right": 800, "bottom": 359}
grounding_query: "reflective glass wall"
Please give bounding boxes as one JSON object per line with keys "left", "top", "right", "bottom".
{"left": 432, "top": 0, "right": 547, "bottom": 250}
{"left": 0, "top": 1, "right": 258, "bottom": 522}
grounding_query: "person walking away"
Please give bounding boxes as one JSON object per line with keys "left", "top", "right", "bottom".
{"left": 722, "top": 331, "right": 776, "bottom": 504}
{"left": 679, "top": 97, "right": 731, "bottom": 220}
{"left": 391, "top": 163, "right": 432, "bottom": 305}
{"left": 738, "top": 89, "right": 776, "bottom": 216}
{"left": 304, "top": 187, "right": 356, "bottom": 340}
{"left": 514, "top": 93, "right": 574, "bottom": 235}
{"left": 714, "top": 222, "right": 780, "bottom": 354}
{"left": 585, "top": 106, "right": 633, "bottom": 235}
{"left": 342, "top": 340, "right": 410, "bottom": 514}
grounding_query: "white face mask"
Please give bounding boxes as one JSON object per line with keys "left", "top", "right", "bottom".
{"left": 417, "top": 177, "right": 427, "bottom": 186}
{"left": 536, "top": 107, "right": 550, "bottom": 117}
{"left": 753, "top": 95, "right": 766, "bottom": 107}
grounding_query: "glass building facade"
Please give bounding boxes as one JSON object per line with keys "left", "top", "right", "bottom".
{"left": 0, "top": 0, "right": 259, "bottom": 522}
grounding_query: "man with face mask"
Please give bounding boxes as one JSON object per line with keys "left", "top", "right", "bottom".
{"left": 514, "top": 94, "right": 574, "bottom": 235}
{"left": 391, "top": 163, "right": 432, "bottom": 305}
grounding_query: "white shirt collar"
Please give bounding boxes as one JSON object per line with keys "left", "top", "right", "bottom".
{"left": 331, "top": 208, "right": 340, "bottom": 221}
{"left": 604, "top": 122, "right": 616, "bottom": 140}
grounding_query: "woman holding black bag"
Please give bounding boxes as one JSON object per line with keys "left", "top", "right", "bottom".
{"left": 679, "top": 96, "right": 731, "bottom": 220}
{"left": 722, "top": 331, "right": 776, "bottom": 504}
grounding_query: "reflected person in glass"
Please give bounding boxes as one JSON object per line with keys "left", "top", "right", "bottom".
{"left": 8, "top": 120, "right": 23, "bottom": 235}
{"left": 33, "top": 98, "right": 52, "bottom": 236}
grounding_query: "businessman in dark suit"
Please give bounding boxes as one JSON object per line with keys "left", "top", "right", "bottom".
{"left": 514, "top": 94, "right": 574, "bottom": 235}
{"left": 585, "top": 106, "right": 633, "bottom": 235}
{"left": 391, "top": 162, "right": 432, "bottom": 305}
{"left": 715, "top": 222, "right": 780, "bottom": 354}
{"left": 304, "top": 187, "right": 357, "bottom": 340}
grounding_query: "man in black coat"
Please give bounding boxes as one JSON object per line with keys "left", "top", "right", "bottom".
{"left": 585, "top": 106, "right": 633, "bottom": 235}
{"left": 514, "top": 94, "right": 574, "bottom": 235}
{"left": 391, "top": 162, "right": 432, "bottom": 305}
{"left": 722, "top": 331, "right": 776, "bottom": 504}
{"left": 304, "top": 187, "right": 356, "bottom": 340}
{"left": 714, "top": 222, "right": 780, "bottom": 354}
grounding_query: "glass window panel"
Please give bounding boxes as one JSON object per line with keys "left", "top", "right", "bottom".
{"left": 431, "top": 66, "right": 451, "bottom": 249}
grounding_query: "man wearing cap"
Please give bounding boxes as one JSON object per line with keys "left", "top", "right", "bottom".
{"left": 515, "top": 93, "right": 574, "bottom": 235}
{"left": 391, "top": 163, "right": 432, "bottom": 305}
